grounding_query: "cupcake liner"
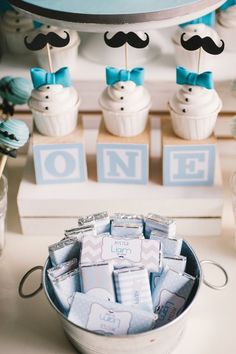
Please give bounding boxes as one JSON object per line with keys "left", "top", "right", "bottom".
{"left": 215, "top": 21, "right": 236, "bottom": 52}
{"left": 101, "top": 104, "right": 151, "bottom": 137}
{"left": 173, "top": 41, "right": 218, "bottom": 72}
{"left": 31, "top": 98, "right": 80, "bottom": 137}
{"left": 169, "top": 102, "right": 222, "bottom": 140}
{"left": 36, "top": 39, "right": 80, "bottom": 73}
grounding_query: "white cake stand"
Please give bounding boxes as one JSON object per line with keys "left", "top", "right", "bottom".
{"left": 9, "top": 0, "right": 225, "bottom": 32}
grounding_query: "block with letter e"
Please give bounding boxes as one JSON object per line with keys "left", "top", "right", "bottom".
{"left": 162, "top": 120, "right": 216, "bottom": 186}
{"left": 96, "top": 120, "right": 150, "bottom": 184}
{"left": 32, "top": 119, "right": 87, "bottom": 184}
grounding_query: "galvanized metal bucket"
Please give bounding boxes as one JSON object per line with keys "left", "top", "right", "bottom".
{"left": 19, "top": 240, "right": 228, "bottom": 354}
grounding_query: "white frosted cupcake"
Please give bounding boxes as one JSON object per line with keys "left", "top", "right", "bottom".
{"left": 169, "top": 67, "right": 222, "bottom": 140}
{"left": 34, "top": 25, "right": 80, "bottom": 73}
{"left": 99, "top": 67, "right": 151, "bottom": 137}
{"left": 172, "top": 24, "right": 221, "bottom": 71}
{"left": 1, "top": 10, "right": 36, "bottom": 54}
{"left": 216, "top": 4, "right": 236, "bottom": 51}
{"left": 28, "top": 67, "right": 80, "bottom": 137}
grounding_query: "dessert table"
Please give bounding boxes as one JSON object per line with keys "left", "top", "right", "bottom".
{"left": 0, "top": 151, "right": 235, "bottom": 354}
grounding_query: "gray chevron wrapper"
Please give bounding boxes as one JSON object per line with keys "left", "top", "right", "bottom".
{"left": 80, "top": 235, "right": 162, "bottom": 272}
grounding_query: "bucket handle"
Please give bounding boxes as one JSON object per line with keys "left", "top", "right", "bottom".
{"left": 18, "top": 266, "right": 43, "bottom": 299}
{"left": 200, "top": 260, "right": 228, "bottom": 290}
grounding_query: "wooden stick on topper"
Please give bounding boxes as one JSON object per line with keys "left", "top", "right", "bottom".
{"left": 24, "top": 30, "right": 70, "bottom": 72}
{"left": 104, "top": 31, "right": 150, "bottom": 70}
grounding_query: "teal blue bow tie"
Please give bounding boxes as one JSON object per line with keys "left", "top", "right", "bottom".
{"left": 30, "top": 67, "right": 71, "bottom": 89}
{"left": 220, "top": 0, "right": 236, "bottom": 11}
{"left": 106, "top": 66, "right": 144, "bottom": 86}
{"left": 176, "top": 66, "right": 213, "bottom": 90}
{"left": 179, "top": 11, "right": 215, "bottom": 28}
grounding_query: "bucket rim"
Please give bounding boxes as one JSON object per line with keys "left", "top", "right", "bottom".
{"left": 43, "top": 239, "right": 203, "bottom": 338}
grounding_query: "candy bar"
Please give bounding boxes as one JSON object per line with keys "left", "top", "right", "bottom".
{"left": 49, "top": 238, "right": 80, "bottom": 266}
{"left": 80, "top": 262, "right": 115, "bottom": 302}
{"left": 68, "top": 292, "right": 156, "bottom": 335}
{"left": 78, "top": 211, "right": 110, "bottom": 235}
{"left": 152, "top": 269, "right": 195, "bottom": 327}
{"left": 64, "top": 225, "right": 97, "bottom": 239}
{"left": 47, "top": 258, "right": 78, "bottom": 280}
{"left": 111, "top": 220, "right": 143, "bottom": 238}
{"left": 145, "top": 213, "right": 176, "bottom": 238}
{"left": 114, "top": 266, "right": 153, "bottom": 312}
{"left": 80, "top": 234, "right": 162, "bottom": 272}
{"left": 48, "top": 267, "right": 80, "bottom": 314}
{"left": 150, "top": 233, "right": 182, "bottom": 256}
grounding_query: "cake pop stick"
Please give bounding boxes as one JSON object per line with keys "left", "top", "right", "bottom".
{"left": 197, "top": 47, "right": 202, "bottom": 73}
{"left": 125, "top": 42, "right": 128, "bottom": 70}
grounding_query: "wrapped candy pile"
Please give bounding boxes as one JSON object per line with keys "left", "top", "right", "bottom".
{"left": 47, "top": 212, "right": 196, "bottom": 336}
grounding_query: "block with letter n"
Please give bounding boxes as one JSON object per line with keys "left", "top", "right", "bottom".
{"left": 96, "top": 121, "right": 150, "bottom": 184}
{"left": 32, "top": 119, "right": 87, "bottom": 184}
{"left": 162, "top": 120, "right": 216, "bottom": 186}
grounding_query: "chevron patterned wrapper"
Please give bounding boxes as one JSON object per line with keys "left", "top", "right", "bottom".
{"left": 80, "top": 262, "right": 116, "bottom": 302}
{"left": 80, "top": 235, "right": 163, "bottom": 272}
{"left": 68, "top": 292, "right": 156, "bottom": 335}
{"left": 150, "top": 234, "right": 183, "bottom": 257}
{"left": 114, "top": 266, "right": 153, "bottom": 312}
{"left": 49, "top": 238, "right": 80, "bottom": 266}
{"left": 152, "top": 269, "right": 195, "bottom": 327}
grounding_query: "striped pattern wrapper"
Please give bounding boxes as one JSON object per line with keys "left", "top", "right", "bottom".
{"left": 114, "top": 266, "right": 153, "bottom": 312}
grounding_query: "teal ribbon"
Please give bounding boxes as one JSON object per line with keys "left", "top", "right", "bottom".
{"left": 179, "top": 11, "right": 215, "bottom": 28}
{"left": 220, "top": 0, "right": 236, "bottom": 11}
{"left": 30, "top": 67, "right": 71, "bottom": 89}
{"left": 106, "top": 66, "right": 144, "bottom": 86}
{"left": 176, "top": 66, "right": 213, "bottom": 90}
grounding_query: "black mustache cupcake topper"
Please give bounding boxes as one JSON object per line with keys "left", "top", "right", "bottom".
{"left": 104, "top": 31, "right": 150, "bottom": 70}
{"left": 24, "top": 30, "right": 70, "bottom": 72}
{"left": 180, "top": 32, "right": 225, "bottom": 73}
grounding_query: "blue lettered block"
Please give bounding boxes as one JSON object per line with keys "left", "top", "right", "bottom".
{"left": 163, "top": 144, "right": 216, "bottom": 186}
{"left": 96, "top": 122, "right": 150, "bottom": 184}
{"left": 33, "top": 143, "right": 87, "bottom": 184}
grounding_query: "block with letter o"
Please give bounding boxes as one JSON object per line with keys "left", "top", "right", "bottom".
{"left": 33, "top": 143, "right": 87, "bottom": 184}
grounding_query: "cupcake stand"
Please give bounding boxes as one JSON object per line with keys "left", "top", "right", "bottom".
{"left": 1, "top": 0, "right": 225, "bottom": 238}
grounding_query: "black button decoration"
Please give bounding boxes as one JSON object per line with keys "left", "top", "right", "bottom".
{"left": 121, "top": 107, "right": 124, "bottom": 111}
{"left": 121, "top": 86, "right": 124, "bottom": 89}
{"left": 45, "top": 107, "right": 49, "bottom": 110}
{"left": 46, "top": 96, "right": 49, "bottom": 99}
{"left": 182, "top": 109, "right": 186, "bottom": 113}
{"left": 188, "top": 88, "right": 192, "bottom": 92}
{"left": 16, "top": 19, "right": 20, "bottom": 23}
{"left": 47, "top": 86, "right": 50, "bottom": 89}
{"left": 120, "top": 97, "right": 124, "bottom": 100}
{"left": 185, "top": 98, "right": 189, "bottom": 102}
{"left": 16, "top": 28, "right": 20, "bottom": 32}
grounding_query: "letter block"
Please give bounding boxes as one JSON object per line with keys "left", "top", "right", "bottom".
{"left": 32, "top": 120, "right": 87, "bottom": 184}
{"left": 162, "top": 120, "right": 216, "bottom": 186}
{"left": 96, "top": 120, "right": 150, "bottom": 184}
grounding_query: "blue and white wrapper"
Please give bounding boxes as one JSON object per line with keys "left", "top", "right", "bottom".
{"left": 145, "top": 213, "right": 176, "bottom": 238}
{"left": 78, "top": 212, "right": 110, "bottom": 235}
{"left": 152, "top": 269, "right": 195, "bottom": 327}
{"left": 80, "top": 261, "right": 115, "bottom": 302}
{"left": 114, "top": 266, "right": 153, "bottom": 312}
{"left": 48, "top": 266, "right": 80, "bottom": 314}
{"left": 150, "top": 233, "right": 182, "bottom": 256}
{"left": 80, "top": 234, "right": 163, "bottom": 272}
{"left": 111, "top": 220, "right": 144, "bottom": 238}
{"left": 68, "top": 292, "right": 157, "bottom": 335}
{"left": 49, "top": 238, "right": 80, "bottom": 266}
{"left": 47, "top": 258, "right": 78, "bottom": 280}
{"left": 64, "top": 225, "right": 97, "bottom": 239}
